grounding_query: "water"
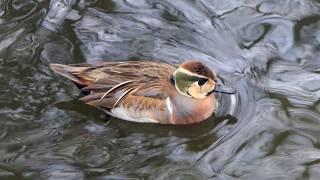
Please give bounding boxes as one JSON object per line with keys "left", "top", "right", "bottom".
{"left": 1, "top": 0, "right": 320, "bottom": 179}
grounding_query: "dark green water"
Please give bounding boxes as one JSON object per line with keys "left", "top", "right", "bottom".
{"left": 1, "top": 0, "right": 320, "bottom": 179}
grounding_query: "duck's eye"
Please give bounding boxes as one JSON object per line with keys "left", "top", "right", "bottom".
{"left": 198, "top": 78, "right": 208, "bottom": 86}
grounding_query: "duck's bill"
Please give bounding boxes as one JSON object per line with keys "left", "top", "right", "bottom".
{"left": 214, "top": 83, "right": 236, "bottom": 94}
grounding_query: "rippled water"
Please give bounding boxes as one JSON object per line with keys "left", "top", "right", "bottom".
{"left": 1, "top": 0, "right": 320, "bottom": 179}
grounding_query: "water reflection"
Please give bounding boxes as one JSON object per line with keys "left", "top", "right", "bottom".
{"left": 1, "top": 0, "right": 320, "bottom": 179}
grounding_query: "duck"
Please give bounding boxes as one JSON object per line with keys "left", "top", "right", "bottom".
{"left": 50, "top": 60, "right": 235, "bottom": 124}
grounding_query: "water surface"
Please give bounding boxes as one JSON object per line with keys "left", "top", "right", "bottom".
{"left": 1, "top": 0, "right": 320, "bottom": 179}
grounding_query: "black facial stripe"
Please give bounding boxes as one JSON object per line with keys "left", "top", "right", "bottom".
{"left": 198, "top": 78, "right": 208, "bottom": 86}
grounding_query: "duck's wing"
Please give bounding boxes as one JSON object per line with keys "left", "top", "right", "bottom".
{"left": 50, "top": 61, "right": 176, "bottom": 110}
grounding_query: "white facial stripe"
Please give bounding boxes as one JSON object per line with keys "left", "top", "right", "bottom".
{"left": 175, "top": 67, "right": 209, "bottom": 79}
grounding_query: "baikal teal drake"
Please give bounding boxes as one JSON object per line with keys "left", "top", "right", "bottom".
{"left": 50, "top": 60, "right": 235, "bottom": 124}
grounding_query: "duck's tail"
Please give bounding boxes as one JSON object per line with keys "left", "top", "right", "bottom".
{"left": 50, "top": 64, "right": 94, "bottom": 86}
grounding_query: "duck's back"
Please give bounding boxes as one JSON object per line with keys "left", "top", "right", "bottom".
{"left": 50, "top": 61, "right": 177, "bottom": 123}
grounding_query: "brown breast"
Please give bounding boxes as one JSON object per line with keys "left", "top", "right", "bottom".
{"left": 170, "top": 93, "right": 216, "bottom": 124}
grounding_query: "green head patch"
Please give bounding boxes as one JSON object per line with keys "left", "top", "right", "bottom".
{"left": 174, "top": 68, "right": 208, "bottom": 96}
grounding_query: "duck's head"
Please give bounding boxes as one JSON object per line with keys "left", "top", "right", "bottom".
{"left": 172, "top": 60, "right": 235, "bottom": 99}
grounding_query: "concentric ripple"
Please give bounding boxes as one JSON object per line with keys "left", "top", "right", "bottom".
{"left": 1, "top": 0, "right": 320, "bottom": 179}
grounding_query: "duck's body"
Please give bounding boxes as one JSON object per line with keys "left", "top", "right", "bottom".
{"left": 50, "top": 60, "right": 231, "bottom": 124}
{"left": 108, "top": 86, "right": 216, "bottom": 124}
